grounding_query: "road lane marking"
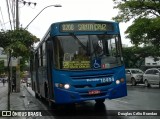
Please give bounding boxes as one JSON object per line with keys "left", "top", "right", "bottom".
{"left": 113, "top": 99, "right": 129, "bottom": 104}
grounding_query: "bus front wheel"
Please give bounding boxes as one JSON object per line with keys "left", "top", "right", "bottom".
{"left": 95, "top": 99, "right": 105, "bottom": 104}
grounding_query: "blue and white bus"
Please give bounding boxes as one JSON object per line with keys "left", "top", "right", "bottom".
{"left": 30, "top": 20, "right": 127, "bottom": 106}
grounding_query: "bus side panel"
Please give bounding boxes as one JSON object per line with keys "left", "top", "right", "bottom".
{"left": 32, "top": 71, "right": 36, "bottom": 91}
{"left": 38, "top": 67, "right": 47, "bottom": 98}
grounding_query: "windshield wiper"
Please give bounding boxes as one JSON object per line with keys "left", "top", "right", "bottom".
{"left": 70, "top": 33, "right": 87, "bottom": 51}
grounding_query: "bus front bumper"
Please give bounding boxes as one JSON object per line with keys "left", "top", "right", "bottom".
{"left": 54, "top": 83, "right": 127, "bottom": 104}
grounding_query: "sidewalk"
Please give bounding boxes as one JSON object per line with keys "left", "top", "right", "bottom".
{"left": 0, "top": 82, "right": 39, "bottom": 118}
{"left": 0, "top": 82, "right": 8, "bottom": 110}
{"left": 24, "top": 84, "right": 35, "bottom": 97}
{"left": 10, "top": 83, "right": 35, "bottom": 110}
{"left": 0, "top": 82, "right": 35, "bottom": 110}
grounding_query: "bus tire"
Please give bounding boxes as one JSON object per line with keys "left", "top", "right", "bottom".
{"left": 159, "top": 82, "right": 160, "bottom": 88}
{"left": 95, "top": 99, "right": 105, "bottom": 104}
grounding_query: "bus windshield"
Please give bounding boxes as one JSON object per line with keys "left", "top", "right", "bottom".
{"left": 54, "top": 34, "right": 123, "bottom": 70}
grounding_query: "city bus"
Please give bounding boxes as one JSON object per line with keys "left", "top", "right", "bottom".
{"left": 30, "top": 20, "right": 127, "bottom": 106}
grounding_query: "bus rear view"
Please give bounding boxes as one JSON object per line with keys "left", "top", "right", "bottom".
{"left": 31, "top": 20, "right": 127, "bottom": 105}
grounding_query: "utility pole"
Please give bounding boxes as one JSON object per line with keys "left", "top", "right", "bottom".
{"left": 7, "top": 0, "right": 19, "bottom": 110}
{"left": 16, "top": 0, "right": 19, "bottom": 29}
{"left": 16, "top": 0, "right": 20, "bottom": 93}
{"left": 7, "top": 51, "right": 11, "bottom": 110}
{"left": 15, "top": 0, "right": 37, "bottom": 93}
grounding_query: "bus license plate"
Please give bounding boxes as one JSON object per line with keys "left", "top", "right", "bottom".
{"left": 89, "top": 90, "right": 101, "bottom": 95}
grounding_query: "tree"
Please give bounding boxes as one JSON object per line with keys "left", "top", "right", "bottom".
{"left": 0, "top": 28, "right": 39, "bottom": 72}
{"left": 0, "top": 60, "right": 7, "bottom": 75}
{"left": 0, "top": 29, "right": 39, "bottom": 76}
{"left": 125, "top": 17, "right": 160, "bottom": 50}
{"left": 0, "top": 29, "right": 39, "bottom": 60}
{"left": 112, "top": 0, "right": 160, "bottom": 23}
{"left": 123, "top": 46, "right": 158, "bottom": 68}
{"left": 0, "top": 28, "right": 39, "bottom": 110}
{"left": 112, "top": 0, "right": 160, "bottom": 51}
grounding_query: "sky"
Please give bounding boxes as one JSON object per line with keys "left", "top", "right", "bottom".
{"left": 0, "top": 0, "right": 132, "bottom": 46}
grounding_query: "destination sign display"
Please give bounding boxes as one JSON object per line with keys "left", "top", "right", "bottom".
{"left": 63, "top": 61, "right": 91, "bottom": 69}
{"left": 60, "top": 22, "right": 114, "bottom": 32}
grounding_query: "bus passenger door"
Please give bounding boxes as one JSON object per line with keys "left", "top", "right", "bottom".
{"left": 46, "top": 40, "right": 54, "bottom": 99}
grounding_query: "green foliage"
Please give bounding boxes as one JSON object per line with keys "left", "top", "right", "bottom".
{"left": 0, "top": 28, "right": 39, "bottom": 60}
{"left": 113, "top": 0, "right": 160, "bottom": 22}
{"left": 113, "top": 0, "right": 160, "bottom": 56}
{"left": 125, "top": 17, "right": 160, "bottom": 48}
{"left": 0, "top": 60, "right": 7, "bottom": 75}
{"left": 123, "top": 46, "right": 159, "bottom": 68}
{"left": 0, "top": 29, "right": 39, "bottom": 73}
{"left": 0, "top": 30, "right": 10, "bottom": 48}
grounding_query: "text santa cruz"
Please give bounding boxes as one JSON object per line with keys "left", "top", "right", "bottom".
{"left": 86, "top": 77, "right": 114, "bottom": 83}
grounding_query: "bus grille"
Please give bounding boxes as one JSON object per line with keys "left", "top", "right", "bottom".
{"left": 74, "top": 82, "right": 112, "bottom": 88}
{"left": 70, "top": 74, "right": 113, "bottom": 80}
{"left": 71, "top": 74, "right": 113, "bottom": 89}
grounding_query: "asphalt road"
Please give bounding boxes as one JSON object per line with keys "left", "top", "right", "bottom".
{"left": 106, "top": 84, "right": 160, "bottom": 110}
{"left": 22, "top": 84, "right": 160, "bottom": 119}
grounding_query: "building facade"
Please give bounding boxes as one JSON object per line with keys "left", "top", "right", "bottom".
{"left": 145, "top": 56, "right": 160, "bottom": 66}
{"left": 0, "top": 47, "right": 7, "bottom": 62}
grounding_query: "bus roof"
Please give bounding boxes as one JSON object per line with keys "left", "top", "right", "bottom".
{"left": 50, "top": 20, "right": 118, "bottom": 25}
{"left": 34, "top": 20, "right": 119, "bottom": 51}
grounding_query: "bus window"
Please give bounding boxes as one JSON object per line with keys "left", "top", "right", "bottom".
{"left": 53, "top": 35, "right": 123, "bottom": 70}
{"left": 54, "top": 38, "right": 64, "bottom": 69}
{"left": 35, "top": 52, "right": 39, "bottom": 68}
{"left": 42, "top": 42, "right": 46, "bottom": 66}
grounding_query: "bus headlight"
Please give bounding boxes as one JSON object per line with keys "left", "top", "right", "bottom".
{"left": 64, "top": 84, "right": 70, "bottom": 89}
{"left": 116, "top": 78, "right": 125, "bottom": 85}
{"left": 55, "top": 83, "right": 70, "bottom": 89}
{"left": 116, "top": 80, "right": 120, "bottom": 84}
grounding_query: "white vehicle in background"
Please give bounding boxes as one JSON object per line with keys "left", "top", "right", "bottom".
{"left": 125, "top": 68, "right": 144, "bottom": 86}
{"left": 143, "top": 68, "right": 160, "bottom": 88}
